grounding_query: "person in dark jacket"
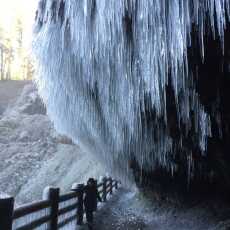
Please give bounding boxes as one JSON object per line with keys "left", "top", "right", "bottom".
{"left": 84, "top": 178, "right": 102, "bottom": 229}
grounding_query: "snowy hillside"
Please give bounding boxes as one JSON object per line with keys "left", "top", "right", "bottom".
{"left": 0, "top": 82, "right": 105, "bottom": 205}
{"left": 0, "top": 81, "right": 29, "bottom": 116}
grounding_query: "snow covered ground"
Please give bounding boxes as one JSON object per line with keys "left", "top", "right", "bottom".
{"left": 0, "top": 82, "right": 105, "bottom": 205}
{"left": 80, "top": 188, "right": 230, "bottom": 230}
{"left": 55, "top": 187, "right": 230, "bottom": 230}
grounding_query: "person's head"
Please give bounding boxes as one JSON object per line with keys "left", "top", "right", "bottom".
{"left": 87, "top": 178, "right": 95, "bottom": 186}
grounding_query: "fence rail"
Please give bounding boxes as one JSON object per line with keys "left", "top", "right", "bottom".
{"left": 0, "top": 177, "right": 120, "bottom": 230}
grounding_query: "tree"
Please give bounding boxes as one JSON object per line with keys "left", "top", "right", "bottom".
{"left": 0, "top": 45, "right": 4, "bottom": 80}
{"left": 15, "top": 19, "right": 23, "bottom": 57}
{"left": 22, "top": 57, "right": 34, "bottom": 80}
{"left": 0, "top": 27, "right": 4, "bottom": 80}
{"left": 0, "top": 17, "right": 34, "bottom": 80}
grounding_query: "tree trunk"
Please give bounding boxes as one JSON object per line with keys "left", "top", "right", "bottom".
{"left": 0, "top": 47, "right": 4, "bottom": 80}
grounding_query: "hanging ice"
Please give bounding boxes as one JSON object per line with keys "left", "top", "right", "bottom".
{"left": 32, "top": 0, "right": 230, "bottom": 183}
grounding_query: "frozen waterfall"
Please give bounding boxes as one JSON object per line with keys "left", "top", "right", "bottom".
{"left": 33, "top": 0, "right": 230, "bottom": 184}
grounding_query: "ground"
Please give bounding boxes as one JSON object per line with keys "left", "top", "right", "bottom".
{"left": 91, "top": 189, "right": 218, "bottom": 230}
{"left": 93, "top": 189, "right": 147, "bottom": 230}
{"left": 72, "top": 187, "right": 230, "bottom": 230}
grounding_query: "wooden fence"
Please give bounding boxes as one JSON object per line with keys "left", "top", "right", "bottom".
{"left": 0, "top": 177, "right": 120, "bottom": 230}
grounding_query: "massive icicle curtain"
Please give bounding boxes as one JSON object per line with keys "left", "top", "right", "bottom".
{"left": 33, "top": 0, "right": 230, "bottom": 185}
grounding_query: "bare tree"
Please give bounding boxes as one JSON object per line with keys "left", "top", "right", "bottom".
{"left": 0, "top": 18, "right": 34, "bottom": 81}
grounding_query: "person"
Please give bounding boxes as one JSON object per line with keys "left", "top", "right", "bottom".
{"left": 84, "top": 178, "right": 102, "bottom": 230}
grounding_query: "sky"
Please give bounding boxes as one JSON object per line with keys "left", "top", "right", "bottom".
{"left": 0, "top": 0, "right": 37, "bottom": 48}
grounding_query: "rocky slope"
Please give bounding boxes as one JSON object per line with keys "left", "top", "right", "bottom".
{"left": 0, "top": 82, "right": 105, "bottom": 205}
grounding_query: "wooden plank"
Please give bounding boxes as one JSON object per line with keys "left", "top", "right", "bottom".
{"left": 76, "top": 184, "right": 84, "bottom": 225}
{"left": 102, "top": 177, "right": 107, "bottom": 202}
{"left": 57, "top": 214, "right": 77, "bottom": 229}
{"left": 13, "top": 200, "right": 51, "bottom": 219}
{"left": 59, "top": 191, "right": 77, "bottom": 203}
{"left": 106, "top": 184, "right": 110, "bottom": 189}
{"left": 0, "top": 197, "right": 14, "bottom": 230}
{"left": 15, "top": 215, "right": 51, "bottom": 230}
{"left": 49, "top": 188, "right": 59, "bottom": 230}
{"left": 109, "top": 178, "right": 113, "bottom": 194}
{"left": 106, "top": 188, "right": 111, "bottom": 194}
{"left": 97, "top": 182, "right": 103, "bottom": 188}
{"left": 58, "top": 203, "right": 78, "bottom": 216}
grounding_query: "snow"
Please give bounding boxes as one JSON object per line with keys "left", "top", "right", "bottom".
{"left": 32, "top": 0, "right": 230, "bottom": 182}
{"left": 0, "top": 81, "right": 29, "bottom": 116}
{"left": 87, "top": 188, "right": 230, "bottom": 230}
{"left": 29, "top": 187, "right": 226, "bottom": 230}
{"left": 0, "top": 192, "right": 11, "bottom": 199}
{"left": 0, "top": 82, "right": 105, "bottom": 205}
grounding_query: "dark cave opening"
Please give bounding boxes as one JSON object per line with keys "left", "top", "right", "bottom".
{"left": 188, "top": 20, "right": 230, "bottom": 193}
{"left": 131, "top": 20, "right": 230, "bottom": 201}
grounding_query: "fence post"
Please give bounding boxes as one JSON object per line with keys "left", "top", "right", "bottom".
{"left": 109, "top": 177, "right": 113, "bottom": 195}
{"left": 94, "top": 179, "right": 99, "bottom": 211}
{"left": 71, "top": 183, "right": 81, "bottom": 226}
{"left": 0, "top": 196, "right": 14, "bottom": 230}
{"left": 43, "top": 187, "right": 59, "bottom": 230}
{"left": 75, "top": 184, "right": 84, "bottom": 225}
{"left": 115, "top": 180, "right": 118, "bottom": 190}
{"left": 102, "top": 177, "right": 107, "bottom": 202}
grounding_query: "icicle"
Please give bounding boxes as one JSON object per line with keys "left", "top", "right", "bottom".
{"left": 33, "top": 0, "right": 230, "bottom": 182}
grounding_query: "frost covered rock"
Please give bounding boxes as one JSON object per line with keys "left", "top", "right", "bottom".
{"left": 4, "top": 84, "right": 46, "bottom": 116}
{"left": 0, "top": 82, "right": 105, "bottom": 204}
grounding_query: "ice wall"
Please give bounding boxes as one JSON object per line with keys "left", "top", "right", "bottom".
{"left": 33, "top": 0, "right": 230, "bottom": 183}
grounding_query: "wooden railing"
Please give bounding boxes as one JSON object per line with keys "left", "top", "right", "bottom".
{"left": 0, "top": 177, "right": 120, "bottom": 230}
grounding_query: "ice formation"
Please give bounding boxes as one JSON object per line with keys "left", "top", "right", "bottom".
{"left": 33, "top": 0, "right": 230, "bottom": 183}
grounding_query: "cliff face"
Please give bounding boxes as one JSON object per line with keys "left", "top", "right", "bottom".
{"left": 33, "top": 0, "right": 230, "bottom": 194}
